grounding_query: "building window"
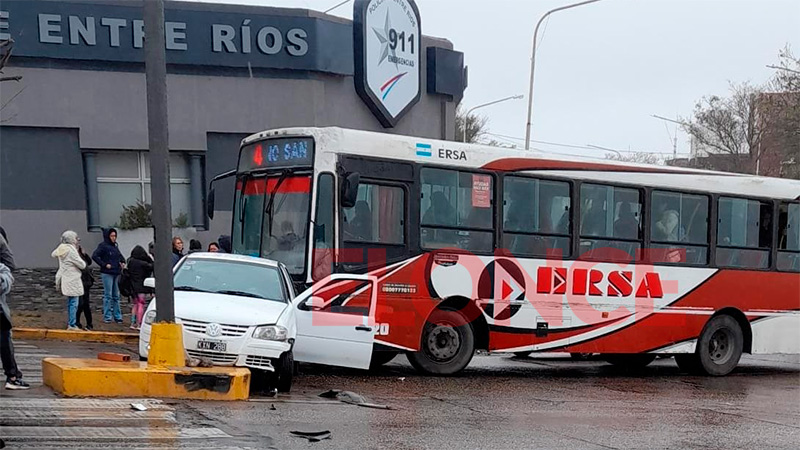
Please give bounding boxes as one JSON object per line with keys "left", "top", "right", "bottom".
{"left": 650, "top": 191, "right": 709, "bottom": 265}
{"left": 502, "top": 177, "right": 571, "bottom": 258}
{"left": 716, "top": 197, "right": 772, "bottom": 269}
{"left": 342, "top": 183, "right": 405, "bottom": 245}
{"left": 579, "top": 183, "right": 642, "bottom": 261}
{"left": 420, "top": 168, "right": 494, "bottom": 253}
{"left": 92, "top": 151, "right": 193, "bottom": 228}
{"left": 777, "top": 202, "right": 800, "bottom": 272}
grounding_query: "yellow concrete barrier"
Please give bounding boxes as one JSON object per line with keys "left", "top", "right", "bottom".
{"left": 147, "top": 322, "right": 185, "bottom": 367}
{"left": 14, "top": 328, "right": 139, "bottom": 345}
{"left": 43, "top": 358, "right": 251, "bottom": 400}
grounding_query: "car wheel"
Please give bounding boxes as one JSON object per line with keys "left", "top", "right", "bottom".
{"left": 407, "top": 308, "right": 475, "bottom": 376}
{"left": 603, "top": 354, "right": 657, "bottom": 368}
{"left": 274, "top": 351, "right": 294, "bottom": 393}
{"left": 695, "top": 315, "right": 743, "bottom": 376}
{"left": 369, "top": 351, "right": 399, "bottom": 370}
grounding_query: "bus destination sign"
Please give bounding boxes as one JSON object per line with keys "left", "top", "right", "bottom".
{"left": 239, "top": 137, "right": 314, "bottom": 172}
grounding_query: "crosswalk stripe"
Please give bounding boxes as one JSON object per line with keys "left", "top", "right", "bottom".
{"left": 1, "top": 426, "right": 231, "bottom": 440}
{"left": 0, "top": 398, "right": 170, "bottom": 409}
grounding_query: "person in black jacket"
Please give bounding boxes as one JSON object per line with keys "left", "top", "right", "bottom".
{"left": 75, "top": 243, "right": 94, "bottom": 330}
{"left": 127, "top": 245, "right": 153, "bottom": 330}
{"left": 91, "top": 228, "right": 126, "bottom": 324}
{"left": 188, "top": 239, "right": 202, "bottom": 254}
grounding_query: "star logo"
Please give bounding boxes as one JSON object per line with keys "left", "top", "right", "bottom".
{"left": 371, "top": 11, "right": 398, "bottom": 68}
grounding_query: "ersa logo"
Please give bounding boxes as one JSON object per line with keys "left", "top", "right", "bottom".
{"left": 415, "top": 143, "right": 467, "bottom": 161}
{"left": 536, "top": 267, "right": 664, "bottom": 298}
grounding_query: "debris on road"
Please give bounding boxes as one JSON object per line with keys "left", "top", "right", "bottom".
{"left": 290, "top": 430, "right": 331, "bottom": 442}
{"left": 130, "top": 403, "right": 148, "bottom": 411}
{"left": 269, "top": 404, "right": 277, "bottom": 411}
{"left": 318, "top": 389, "right": 392, "bottom": 410}
{"left": 98, "top": 352, "right": 131, "bottom": 362}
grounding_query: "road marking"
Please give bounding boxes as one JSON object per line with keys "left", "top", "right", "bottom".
{"left": 1, "top": 426, "right": 231, "bottom": 439}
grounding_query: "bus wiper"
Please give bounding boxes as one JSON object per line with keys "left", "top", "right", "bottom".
{"left": 264, "top": 169, "right": 292, "bottom": 237}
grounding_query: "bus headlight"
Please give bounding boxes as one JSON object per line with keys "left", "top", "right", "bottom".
{"left": 253, "top": 325, "right": 288, "bottom": 341}
{"left": 144, "top": 310, "right": 157, "bottom": 325}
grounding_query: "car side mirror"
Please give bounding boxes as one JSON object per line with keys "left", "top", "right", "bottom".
{"left": 302, "top": 296, "right": 326, "bottom": 311}
{"left": 340, "top": 172, "right": 360, "bottom": 208}
{"left": 207, "top": 187, "right": 216, "bottom": 220}
{"left": 144, "top": 277, "right": 155, "bottom": 289}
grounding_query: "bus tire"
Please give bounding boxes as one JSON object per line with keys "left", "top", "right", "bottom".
{"left": 603, "top": 354, "right": 656, "bottom": 368}
{"left": 408, "top": 308, "right": 475, "bottom": 376}
{"left": 695, "top": 314, "right": 743, "bottom": 376}
{"left": 369, "top": 351, "right": 398, "bottom": 370}
{"left": 674, "top": 354, "right": 702, "bottom": 374}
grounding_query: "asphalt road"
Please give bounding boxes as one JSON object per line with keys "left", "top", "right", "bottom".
{"left": 3, "top": 340, "right": 799, "bottom": 449}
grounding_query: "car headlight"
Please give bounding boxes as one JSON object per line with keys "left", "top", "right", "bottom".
{"left": 144, "top": 310, "right": 157, "bottom": 325}
{"left": 253, "top": 325, "right": 288, "bottom": 341}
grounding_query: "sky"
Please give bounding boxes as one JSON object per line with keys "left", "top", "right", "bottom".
{"left": 179, "top": 0, "right": 799, "bottom": 159}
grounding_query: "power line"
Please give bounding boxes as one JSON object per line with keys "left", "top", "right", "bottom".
{"left": 483, "top": 133, "right": 691, "bottom": 157}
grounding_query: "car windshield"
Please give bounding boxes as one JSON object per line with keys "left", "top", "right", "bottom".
{"left": 173, "top": 258, "right": 286, "bottom": 303}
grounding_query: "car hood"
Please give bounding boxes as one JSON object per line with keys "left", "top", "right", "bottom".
{"left": 170, "top": 290, "right": 289, "bottom": 326}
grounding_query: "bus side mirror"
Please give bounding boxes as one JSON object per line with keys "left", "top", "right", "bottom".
{"left": 207, "top": 187, "right": 216, "bottom": 220}
{"left": 341, "top": 172, "right": 360, "bottom": 208}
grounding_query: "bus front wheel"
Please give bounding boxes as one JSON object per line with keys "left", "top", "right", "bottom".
{"left": 408, "top": 308, "right": 475, "bottom": 375}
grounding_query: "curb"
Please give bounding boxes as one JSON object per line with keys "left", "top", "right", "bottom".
{"left": 14, "top": 328, "right": 139, "bottom": 345}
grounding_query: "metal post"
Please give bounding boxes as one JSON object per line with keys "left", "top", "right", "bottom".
{"left": 524, "top": 0, "right": 603, "bottom": 150}
{"left": 463, "top": 95, "right": 523, "bottom": 142}
{"left": 144, "top": 0, "right": 174, "bottom": 323}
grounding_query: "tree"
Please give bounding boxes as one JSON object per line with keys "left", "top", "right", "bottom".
{"left": 605, "top": 152, "right": 663, "bottom": 165}
{"left": 455, "top": 104, "right": 489, "bottom": 143}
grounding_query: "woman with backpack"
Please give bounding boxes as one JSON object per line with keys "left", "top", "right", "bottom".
{"left": 126, "top": 246, "right": 153, "bottom": 330}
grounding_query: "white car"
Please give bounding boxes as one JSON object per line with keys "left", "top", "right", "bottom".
{"left": 139, "top": 253, "right": 382, "bottom": 393}
{"left": 139, "top": 253, "right": 298, "bottom": 391}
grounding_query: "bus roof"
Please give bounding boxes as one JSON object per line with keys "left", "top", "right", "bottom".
{"left": 242, "top": 127, "right": 800, "bottom": 201}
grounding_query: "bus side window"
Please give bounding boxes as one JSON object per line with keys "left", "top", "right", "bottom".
{"left": 716, "top": 197, "right": 771, "bottom": 269}
{"left": 777, "top": 203, "right": 800, "bottom": 272}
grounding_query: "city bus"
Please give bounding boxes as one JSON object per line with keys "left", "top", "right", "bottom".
{"left": 207, "top": 127, "right": 800, "bottom": 376}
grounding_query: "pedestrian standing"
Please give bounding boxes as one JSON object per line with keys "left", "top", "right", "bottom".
{"left": 75, "top": 244, "right": 94, "bottom": 330}
{"left": 218, "top": 235, "right": 232, "bottom": 253}
{"left": 207, "top": 242, "right": 220, "bottom": 252}
{"left": 0, "top": 240, "right": 29, "bottom": 390}
{"left": 0, "top": 227, "right": 14, "bottom": 271}
{"left": 188, "top": 239, "right": 202, "bottom": 254}
{"left": 171, "top": 237, "right": 184, "bottom": 267}
{"left": 126, "top": 246, "right": 153, "bottom": 330}
{"left": 92, "top": 228, "right": 126, "bottom": 324}
{"left": 51, "top": 231, "right": 86, "bottom": 330}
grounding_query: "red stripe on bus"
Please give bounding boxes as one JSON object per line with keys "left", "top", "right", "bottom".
{"left": 235, "top": 177, "right": 311, "bottom": 195}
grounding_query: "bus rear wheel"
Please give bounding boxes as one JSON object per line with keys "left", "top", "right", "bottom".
{"left": 695, "top": 314, "right": 743, "bottom": 376}
{"left": 408, "top": 308, "right": 475, "bottom": 376}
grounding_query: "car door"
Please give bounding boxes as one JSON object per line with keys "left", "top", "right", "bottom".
{"left": 292, "top": 274, "right": 378, "bottom": 369}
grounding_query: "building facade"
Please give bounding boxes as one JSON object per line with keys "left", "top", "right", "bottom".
{"left": 0, "top": 0, "right": 466, "bottom": 269}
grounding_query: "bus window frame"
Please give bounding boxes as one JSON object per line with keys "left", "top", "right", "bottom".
{"left": 713, "top": 194, "right": 777, "bottom": 271}
{"left": 776, "top": 201, "right": 800, "bottom": 273}
{"left": 575, "top": 180, "right": 646, "bottom": 263}
{"left": 498, "top": 173, "right": 574, "bottom": 260}
{"left": 340, "top": 178, "right": 409, "bottom": 247}
{"left": 646, "top": 187, "right": 712, "bottom": 268}
{"left": 417, "top": 163, "right": 498, "bottom": 256}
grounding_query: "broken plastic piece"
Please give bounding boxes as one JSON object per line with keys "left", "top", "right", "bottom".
{"left": 290, "top": 430, "right": 331, "bottom": 442}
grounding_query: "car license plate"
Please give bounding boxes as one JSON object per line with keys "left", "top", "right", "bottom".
{"left": 197, "top": 340, "right": 226, "bottom": 352}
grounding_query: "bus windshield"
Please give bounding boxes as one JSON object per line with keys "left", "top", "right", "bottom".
{"left": 232, "top": 174, "right": 311, "bottom": 275}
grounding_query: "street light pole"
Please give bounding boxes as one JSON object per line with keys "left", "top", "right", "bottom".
{"left": 463, "top": 95, "right": 524, "bottom": 142}
{"left": 143, "top": 0, "right": 175, "bottom": 323}
{"left": 524, "top": 0, "right": 603, "bottom": 150}
{"left": 651, "top": 114, "right": 681, "bottom": 159}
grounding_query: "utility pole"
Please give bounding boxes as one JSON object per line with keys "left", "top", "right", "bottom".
{"left": 144, "top": 0, "right": 175, "bottom": 323}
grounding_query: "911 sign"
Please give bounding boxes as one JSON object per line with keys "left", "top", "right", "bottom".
{"left": 354, "top": 0, "right": 421, "bottom": 128}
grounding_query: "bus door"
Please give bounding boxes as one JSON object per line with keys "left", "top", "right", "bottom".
{"left": 338, "top": 157, "right": 415, "bottom": 273}
{"left": 293, "top": 275, "right": 378, "bottom": 369}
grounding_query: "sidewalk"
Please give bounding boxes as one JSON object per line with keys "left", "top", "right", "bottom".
{"left": 14, "top": 311, "right": 140, "bottom": 332}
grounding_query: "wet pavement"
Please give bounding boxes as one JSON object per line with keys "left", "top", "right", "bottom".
{"left": 2, "top": 339, "right": 799, "bottom": 449}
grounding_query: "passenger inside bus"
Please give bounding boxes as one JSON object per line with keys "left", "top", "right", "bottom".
{"left": 347, "top": 200, "right": 373, "bottom": 242}
{"left": 653, "top": 210, "right": 680, "bottom": 242}
{"left": 614, "top": 202, "right": 640, "bottom": 239}
{"left": 423, "top": 191, "right": 457, "bottom": 226}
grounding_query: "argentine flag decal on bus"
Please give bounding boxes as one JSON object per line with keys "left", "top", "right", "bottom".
{"left": 416, "top": 143, "right": 432, "bottom": 157}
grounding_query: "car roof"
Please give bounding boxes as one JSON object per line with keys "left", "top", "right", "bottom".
{"left": 183, "top": 252, "right": 280, "bottom": 268}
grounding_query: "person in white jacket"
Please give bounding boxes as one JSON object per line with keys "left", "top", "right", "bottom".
{"left": 51, "top": 231, "right": 86, "bottom": 330}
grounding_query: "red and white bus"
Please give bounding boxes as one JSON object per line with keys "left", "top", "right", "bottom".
{"left": 207, "top": 127, "right": 800, "bottom": 376}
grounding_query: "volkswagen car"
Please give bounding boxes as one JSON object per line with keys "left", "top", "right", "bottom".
{"left": 139, "top": 253, "right": 298, "bottom": 391}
